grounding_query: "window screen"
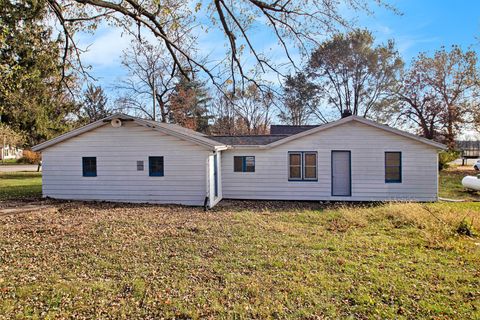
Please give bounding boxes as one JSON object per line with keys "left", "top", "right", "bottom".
{"left": 288, "top": 153, "right": 302, "bottom": 180}
{"left": 233, "top": 156, "right": 255, "bottom": 172}
{"left": 82, "top": 157, "right": 97, "bottom": 177}
{"left": 303, "top": 152, "right": 317, "bottom": 180}
{"left": 288, "top": 152, "right": 317, "bottom": 181}
{"left": 149, "top": 156, "right": 164, "bottom": 176}
{"left": 385, "top": 152, "right": 401, "bottom": 183}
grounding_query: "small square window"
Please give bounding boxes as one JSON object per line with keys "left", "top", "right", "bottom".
{"left": 234, "top": 156, "right": 255, "bottom": 172}
{"left": 137, "top": 161, "right": 144, "bottom": 171}
{"left": 82, "top": 157, "right": 97, "bottom": 177}
{"left": 149, "top": 156, "right": 164, "bottom": 176}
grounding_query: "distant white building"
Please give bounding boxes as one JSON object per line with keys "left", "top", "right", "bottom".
{"left": 1, "top": 145, "right": 23, "bottom": 160}
{"left": 33, "top": 113, "right": 446, "bottom": 207}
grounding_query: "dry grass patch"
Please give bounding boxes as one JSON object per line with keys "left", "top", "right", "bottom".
{"left": 0, "top": 201, "right": 479, "bottom": 319}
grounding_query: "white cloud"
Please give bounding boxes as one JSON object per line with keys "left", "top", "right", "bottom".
{"left": 77, "top": 27, "right": 132, "bottom": 68}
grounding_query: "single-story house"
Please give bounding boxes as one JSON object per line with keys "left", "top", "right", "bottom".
{"left": 32, "top": 113, "right": 446, "bottom": 208}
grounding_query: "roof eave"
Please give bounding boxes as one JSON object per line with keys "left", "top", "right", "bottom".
{"left": 32, "top": 113, "right": 228, "bottom": 152}
{"left": 264, "top": 115, "right": 447, "bottom": 150}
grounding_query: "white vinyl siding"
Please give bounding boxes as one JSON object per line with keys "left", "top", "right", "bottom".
{"left": 221, "top": 121, "right": 439, "bottom": 202}
{"left": 41, "top": 121, "right": 210, "bottom": 206}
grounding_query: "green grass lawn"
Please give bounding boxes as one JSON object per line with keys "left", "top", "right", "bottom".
{"left": 0, "top": 172, "right": 42, "bottom": 201}
{"left": 439, "top": 167, "right": 480, "bottom": 201}
{"left": 0, "top": 159, "right": 19, "bottom": 165}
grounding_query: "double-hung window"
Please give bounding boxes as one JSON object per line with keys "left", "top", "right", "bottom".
{"left": 234, "top": 156, "right": 255, "bottom": 172}
{"left": 82, "top": 157, "right": 97, "bottom": 177}
{"left": 288, "top": 152, "right": 317, "bottom": 181}
{"left": 149, "top": 156, "right": 164, "bottom": 176}
{"left": 385, "top": 152, "right": 402, "bottom": 183}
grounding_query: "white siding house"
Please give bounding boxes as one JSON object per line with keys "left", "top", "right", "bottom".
{"left": 32, "top": 115, "right": 226, "bottom": 208}
{"left": 220, "top": 119, "right": 442, "bottom": 202}
{"left": 33, "top": 113, "right": 446, "bottom": 207}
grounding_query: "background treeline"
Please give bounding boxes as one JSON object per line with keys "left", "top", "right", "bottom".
{"left": 1, "top": 1, "right": 479, "bottom": 151}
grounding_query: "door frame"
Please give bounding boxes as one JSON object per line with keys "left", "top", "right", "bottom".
{"left": 213, "top": 153, "right": 219, "bottom": 198}
{"left": 331, "top": 150, "right": 352, "bottom": 197}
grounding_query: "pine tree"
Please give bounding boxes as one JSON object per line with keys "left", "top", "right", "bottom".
{"left": 0, "top": 0, "right": 78, "bottom": 145}
{"left": 168, "top": 75, "right": 211, "bottom": 133}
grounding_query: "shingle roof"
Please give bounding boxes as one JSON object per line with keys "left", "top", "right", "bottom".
{"left": 270, "top": 125, "right": 320, "bottom": 135}
{"left": 209, "top": 135, "right": 290, "bottom": 146}
{"left": 208, "top": 124, "right": 320, "bottom": 146}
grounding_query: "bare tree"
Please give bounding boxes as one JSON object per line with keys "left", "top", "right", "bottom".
{"left": 231, "top": 84, "right": 273, "bottom": 134}
{"left": 414, "top": 46, "right": 480, "bottom": 148}
{"left": 278, "top": 72, "right": 324, "bottom": 125}
{"left": 392, "top": 67, "right": 443, "bottom": 140}
{"left": 208, "top": 91, "right": 237, "bottom": 135}
{"left": 393, "top": 46, "right": 480, "bottom": 147}
{"left": 44, "top": 0, "right": 394, "bottom": 93}
{"left": 308, "top": 29, "right": 403, "bottom": 119}
{"left": 116, "top": 39, "right": 177, "bottom": 122}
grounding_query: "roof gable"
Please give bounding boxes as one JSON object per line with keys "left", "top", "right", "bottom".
{"left": 265, "top": 116, "right": 446, "bottom": 150}
{"left": 32, "top": 114, "right": 227, "bottom": 152}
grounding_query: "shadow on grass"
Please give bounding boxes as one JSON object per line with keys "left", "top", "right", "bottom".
{"left": 0, "top": 172, "right": 42, "bottom": 180}
{"left": 0, "top": 185, "right": 42, "bottom": 201}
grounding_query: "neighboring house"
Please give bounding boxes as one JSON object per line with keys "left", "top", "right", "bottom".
{"left": 1, "top": 145, "right": 23, "bottom": 160}
{"left": 32, "top": 113, "right": 446, "bottom": 207}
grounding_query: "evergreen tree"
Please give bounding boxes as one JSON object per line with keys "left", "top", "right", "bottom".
{"left": 0, "top": 0, "right": 77, "bottom": 145}
{"left": 168, "top": 75, "right": 211, "bottom": 133}
{"left": 79, "top": 84, "right": 110, "bottom": 124}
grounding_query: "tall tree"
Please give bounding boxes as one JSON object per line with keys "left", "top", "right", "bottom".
{"left": 209, "top": 91, "right": 237, "bottom": 135}
{"left": 168, "top": 76, "right": 211, "bottom": 133}
{"left": 393, "top": 47, "right": 480, "bottom": 147}
{"left": 79, "top": 84, "right": 110, "bottom": 124}
{"left": 0, "top": 0, "right": 78, "bottom": 145}
{"left": 308, "top": 29, "right": 403, "bottom": 119}
{"left": 279, "top": 72, "right": 323, "bottom": 125}
{"left": 230, "top": 84, "right": 273, "bottom": 135}
{"left": 117, "top": 39, "right": 179, "bottom": 122}
{"left": 392, "top": 61, "right": 443, "bottom": 140}
{"left": 414, "top": 47, "right": 479, "bottom": 148}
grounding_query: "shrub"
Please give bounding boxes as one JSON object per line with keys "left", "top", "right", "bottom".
{"left": 17, "top": 150, "right": 41, "bottom": 164}
{"left": 456, "top": 219, "right": 476, "bottom": 237}
{"left": 438, "top": 150, "right": 460, "bottom": 170}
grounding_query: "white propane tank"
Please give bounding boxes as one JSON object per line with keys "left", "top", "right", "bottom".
{"left": 462, "top": 175, "right": 480, "bottom": 191}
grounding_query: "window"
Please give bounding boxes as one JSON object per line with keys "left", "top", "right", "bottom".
{"left": 82, "top": 157, "right": 97, "bottom": 177}
{"left": 385, "top": 152, "right": 402, "bottom": 183}
{"left": 288, "top": 152, "right": 317, "bottom": 181}
{"left": 149, "top": 156, "right": 164, "bottom": 176}
{"left": 137, "top": 161, "right": 144, "bottom": 171}
{"left": 304, "top": 153, "right": 317, "bottom": 180}
{"left": 234, "top": 156, "right": 255, "bottom": 172}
